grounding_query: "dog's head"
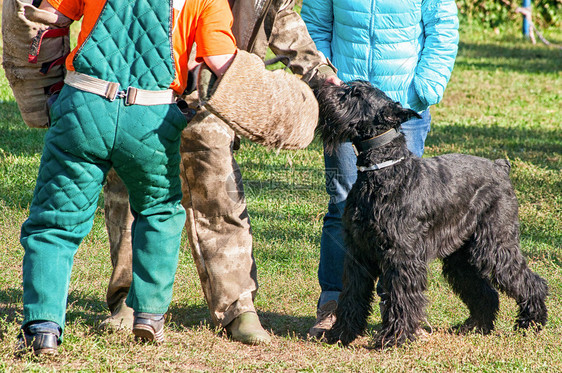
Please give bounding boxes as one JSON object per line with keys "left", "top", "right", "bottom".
{"left": 315, "top": 80, "right": 421, "bottom": 153}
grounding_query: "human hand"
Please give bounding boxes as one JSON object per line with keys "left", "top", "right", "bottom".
{"left": 324, "top": 75, "right": 343, "bottom": 86}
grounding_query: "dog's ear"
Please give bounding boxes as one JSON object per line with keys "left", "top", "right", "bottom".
{"left": 399, "top": 107, "right": 422, "bottom": 123}
{"left": 381, "top": 104, "right": 422, "bottom": 127}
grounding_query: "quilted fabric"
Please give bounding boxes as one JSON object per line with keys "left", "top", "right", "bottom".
{"left": 72, "top": 0, "right": 174, "bottom": 90}
{"left": 21, "top": 0, "right": 186, "bottom": 333}
{"left": 22, "top": 85, "right": 187, "bottom": 331}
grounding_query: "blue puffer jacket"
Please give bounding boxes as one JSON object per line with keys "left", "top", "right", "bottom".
{"left": 301, "top": 0, "right": 459, "bottom": 112}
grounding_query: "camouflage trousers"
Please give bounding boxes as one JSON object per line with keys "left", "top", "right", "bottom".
{"left": 103, "top": 106, "right": 258, "bottom": 327}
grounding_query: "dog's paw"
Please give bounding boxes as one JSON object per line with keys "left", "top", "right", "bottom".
{"left": 323, "top": 330, "right": 342, "bottom": 345}
{"left": 450, "top": 318, "right": 493, "bottom": 335}
{"left": 514, "top": 306, "right": 547, "bottom": 332}
{"left": 514, "top": 319, "right": 545, "bottom": 333}
{"left": 369, "top": 332, "right": 410, "bottom": 350}
{"left": 324, "top": 329, "right": 357, "bottom": 346}
{"left": 323, "top": 336, "right": 339, "bottom": 345}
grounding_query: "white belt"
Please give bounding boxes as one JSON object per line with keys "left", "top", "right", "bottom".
{"left": 64, "top": 70, "right": 177, "bottom": 105}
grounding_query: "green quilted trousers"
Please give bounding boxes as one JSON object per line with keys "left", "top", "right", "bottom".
{"left": 20, "top": 0, "right": 185, "bottom": 335}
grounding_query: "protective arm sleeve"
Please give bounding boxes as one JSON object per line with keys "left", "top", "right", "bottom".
{"left": 414, "top": 0, "right": 459, "bottom": 107}
{"left": 198, "top": 50, "right": 318, "bottom": 150}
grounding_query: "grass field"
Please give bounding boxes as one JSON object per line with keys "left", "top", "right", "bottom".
{"left": 1, "top": 15, "right": 561, "bottom": 373}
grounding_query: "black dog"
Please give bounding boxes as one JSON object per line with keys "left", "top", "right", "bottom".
{"left": 315, "top": 80, "right": 548, "bottom": 349}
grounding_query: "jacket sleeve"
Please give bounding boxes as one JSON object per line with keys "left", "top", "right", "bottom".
{"left": 47, "top": 0, "right": 83, "bottom": 21}
{"left": 300, "top": 0, "right": 333, "bottom": 61}
{"left": 414, "top": 0, "right": 459, "bottom": 107}
{"left": 267, "top": 0, "right": 336, "bottom": 86}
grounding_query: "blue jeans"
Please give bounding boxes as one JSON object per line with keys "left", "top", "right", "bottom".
{"left": 317, "top": 109, "right": 431, "bottom": 306}
{"left": 24, "top": 321, "right": 61, "bottom": 337}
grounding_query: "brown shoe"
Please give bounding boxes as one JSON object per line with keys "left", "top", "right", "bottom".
{"left": 98, "top": 299, "right": 134, "bottom": 332}
{"left": 133, "top": 313, "right": 165, "bottom": 344}
{"left": 308, "top": 300, "right": 337, "bottom": 339}
{"left": 225, "top": 312, "right": 271, "bottom": 345}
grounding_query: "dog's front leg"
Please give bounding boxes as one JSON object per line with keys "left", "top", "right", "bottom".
{"left": 374, "top": 256, "right": 428, "bottom": 349}
{"left": 325, "top": 250, "right": 379, "bottom": 346}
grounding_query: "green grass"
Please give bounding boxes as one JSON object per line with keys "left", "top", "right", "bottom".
{"left": 1, "top": 20, "right": 561, "bottom": 372}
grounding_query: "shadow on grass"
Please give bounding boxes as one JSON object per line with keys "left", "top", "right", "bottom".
{"left": 167, "top": 303, "right": 214, "bottom": 329}
{"left": 258, "top": 310, "right": 384, "bottom": 344}
{"left": 167, "top": 299, "right": 384, "bottom": 343}
{"left": 456, "top": 40, "right": 562, "bottom": 74}
{"left": 258, "top": 310, "right": 316, "bottom": 339}
{"left": 0, "top": 102, "right": 46, "bottom": 157}
{"left": 0, "top": 286, "right": 218, "bottom": 334}
{"left": 0, "top": 287, "right": 108, "bottom": 337}
{"left": 0, "top": 288, "right": 23, "bottom": 328}
{"left": 427, "top": 122, "right": 561, "bottom": 171}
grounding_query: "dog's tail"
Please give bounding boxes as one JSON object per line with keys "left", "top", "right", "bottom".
{"left": 494, "top": 159, "right": 511, "bottom": 175}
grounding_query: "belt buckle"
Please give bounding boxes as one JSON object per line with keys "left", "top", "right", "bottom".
{"left": 106, "top": 82, "right": 122, "bottom": 101}
{"left": 115, "top": 90, "right": 127, "bottom": 100}
{"left": 125, "top": 87, "right": 137, "bottom": 106}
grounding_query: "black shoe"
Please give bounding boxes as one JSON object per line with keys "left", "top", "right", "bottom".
{"left": 133, "top": 314, "right": 165, "bottom": 343}
{"left": 17, "top": 331, "right": 58, "bottom": 356}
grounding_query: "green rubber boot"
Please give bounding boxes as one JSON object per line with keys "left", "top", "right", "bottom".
{"left": 98, "top": 299, "right": 134, "bottom": 332}
{"left": 225, "top": 312, "right": 271, "bottom": 345}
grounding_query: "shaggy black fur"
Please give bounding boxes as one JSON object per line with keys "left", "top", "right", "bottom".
{"left": 315, "top": 80, "right": 548, "bottom": 349}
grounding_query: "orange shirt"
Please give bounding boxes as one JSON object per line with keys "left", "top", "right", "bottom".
{"left": 47, "top": 0, "right": 237, "bottom": 93}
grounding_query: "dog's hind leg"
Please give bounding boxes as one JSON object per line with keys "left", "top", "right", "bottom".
{"left": 476, "top": 244, "right": 548, "bottom": 331}
{"left": 508, "top": 268, "right": 548, "bottom": 331}
{"left": 470, "top": 202, "right": 548, "bottom": 331}
{"left": 373, "top": 255, "right": 428, "bottom": 348}
{"left": 486, "top": 241, "right": 547, "bottom": 331}
{"left": 325, "top": 247, "right": 379, "bottom": 346}
{"left": 442, "top": 246, "right": 499, "bottom": 334}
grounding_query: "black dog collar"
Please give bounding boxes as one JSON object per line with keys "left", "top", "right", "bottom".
{"left": 352, "top": 128, "right": 404, "bottom": 172}
{"left": 352, "top": 128, "right": 401, "bottom": 155}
